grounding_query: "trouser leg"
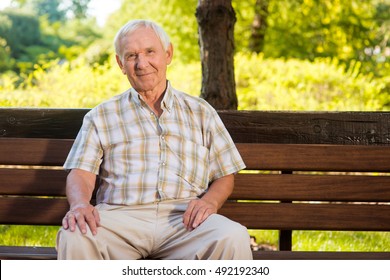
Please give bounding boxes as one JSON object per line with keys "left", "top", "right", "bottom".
{"left": 151, "top": 201, "right": 253, "bottom": 260}
{"left": 56, "top": 226, "right": 103, "bottom": 260}
{"left": 56, "top": 204, "right": 153, "bottom": 260}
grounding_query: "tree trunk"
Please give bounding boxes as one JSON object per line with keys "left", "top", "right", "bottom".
{"left": 249, "top": 0, "right": 269, "bottom": 53}
{"left": 196, "top": 0, "right": 237, "bottom": 110}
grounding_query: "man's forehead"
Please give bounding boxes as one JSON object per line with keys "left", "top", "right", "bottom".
{"left": 122, "top": 27, "right": 163, "bottom": 50}
{"left": 127, "top": 26, "right": 157, "bottom": 39}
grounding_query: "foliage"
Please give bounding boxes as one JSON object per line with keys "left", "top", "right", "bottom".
{"left": 31, "top": 0, "right": 66, "bottom": 22}
{"left": 0, "top": 57, "right": 128, "bottom": 108}
{"left": 11, "top": 0, "right": 91, "bottom": 22}
{"left": 235, "top": 52, "right": 388, "bottom": 111}
{"left": 233, "top": 0, "right": 390, "bottom": 80}
{"left": 0, "top": 2, "right": 100, "bottom": 75}
{"left": 0, "top": 11, "right": 41, "bottom": 59}
{"left": 0, "top": 0, "right": 388, "bottom": 110}
{"left": 1, "top": 52, "right": 387, "bottom": 111}
{"left": 0, "top": 37, "right": 15, "bottom": 71}
{"left": 104, "top": 0, "right": 200, "bottom": 64}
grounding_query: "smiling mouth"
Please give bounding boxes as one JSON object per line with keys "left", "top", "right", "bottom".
{"left": 137, "top": 72, "right": 153, "bottom": 77}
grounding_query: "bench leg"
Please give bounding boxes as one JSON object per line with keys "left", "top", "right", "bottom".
{"left": 279, "top": 230, "right": 292, "bottom": 251}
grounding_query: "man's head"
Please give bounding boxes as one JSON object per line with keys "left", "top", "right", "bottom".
{"left": 114, "top": 20, "right": 171, "bottom": 62}
{"left": 114, "top": 19, "right": 173, "bottom": 94}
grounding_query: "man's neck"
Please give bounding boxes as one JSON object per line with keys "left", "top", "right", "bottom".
{"left": 138, "top": 91, "right": 165, "bottom": 117}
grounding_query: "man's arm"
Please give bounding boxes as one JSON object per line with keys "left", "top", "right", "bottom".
{"left": 182, "top": 174, "right": 234, "bottom": 231}
{"left": 62, "top": 168, "right": 100, "bottom": 235}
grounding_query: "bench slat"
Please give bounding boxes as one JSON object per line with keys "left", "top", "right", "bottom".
{"left": 237, "top": 143, "right": 390, "bottom": 172}
{"left": 1, "top": 169, "right": 389, "bottom": 202}
{"left": 2, "top": 140, "right": 390, "bottom": 172}
{"left": 3, "top": 109, "right": 390, "bottom": 145}
{"left": 0, "top": 246, "right": 388, "bottom": 260}
{"left": 0, "top": 246, "right": 57, "bottom": 260}
{"left": 0, "top": 169, "right": 67, "bottom": 196}
{"left": 1, "top": 197, "right": 389, "bottom": 231}
{"left": 0, "top": 138, "right": 73, "bottom": 165}
{"left": 0, "top": 197, "right": 68, "bottom": 225}
{"left": 233, "top": 173, "right": 390, "bottom": 202}
{"left": 220, "top": 202, "right": 390, "bottom": 231}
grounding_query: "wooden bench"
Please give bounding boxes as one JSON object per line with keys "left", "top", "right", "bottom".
{"left": 0, "top": 108, "right": 389, "bottom": 260}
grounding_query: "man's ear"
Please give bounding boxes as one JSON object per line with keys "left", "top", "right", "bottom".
{"left": 166, "top": 43, "right": 174, "bottom": 65}
{"left": 116, "top": 55, "right": 126, "bottom": 75}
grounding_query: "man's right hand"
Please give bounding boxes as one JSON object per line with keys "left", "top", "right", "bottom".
{"left": 62, "top": 203, "right": 101, "bottom": 235}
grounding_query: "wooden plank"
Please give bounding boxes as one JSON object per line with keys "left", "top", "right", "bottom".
{"left": 0, "top": 169, "right": 67, "bottom": 196}
{"left": 232, "top": 173, "right": 390, "bottom": 202}
{"left": 0, "top": 246, "right": 57, "bottom": 260}
{"left": 220, "top": 202, "right": 390, "bottom": 231}
{"left": 4, "top": 140, "right": 390, "bottom": 172}
{"left": 0, "top": 138, "right": 73, "bottom": 165}
{"left": 240, "top": 144, "right": 390, "bottom": 172}
{"left": 235, "top": 143, "right": 261, "bottom": 170}
{"left": 219, "top": 110, "right": 390, "bottom": 145}
{"left": 3, "top": 168, "right": 389, "bottom": 201}
{"left": 1, "top": 197, "right": 389, "bottom": 231}
{"left": 2, "top": 109, "right": 390, "bottom": 145}
{"left": 0, "top": 246, "right": 389, "bottom": 260}
{"left": 0, "top": 108, "right": 86, "bottom": 139}
{"left": 4, "top": 169, "right": 389, "bottom": 202}
{"left": 0, "top": 197, "right": 68, "bottom": 225}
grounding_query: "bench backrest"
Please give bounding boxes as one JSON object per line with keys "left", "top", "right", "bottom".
{"left": 1, "top": 109, "right": 390, "bottom": 250}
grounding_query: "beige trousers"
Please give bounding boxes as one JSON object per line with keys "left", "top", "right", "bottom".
{"left": 56, "top": 199, "right": 253, "bottom": 260}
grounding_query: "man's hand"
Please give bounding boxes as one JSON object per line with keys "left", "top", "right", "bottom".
{"left": 63, "top": 169, "right": 98, "bottom": 235}
{"left": 183, "top": 199, "right": 217, "bottom": 231}
{"left": 62, "top": 203, "right": 100, "bottom": 235}
{"left": 183, "top": 174, "right": 235, "bottom": 231}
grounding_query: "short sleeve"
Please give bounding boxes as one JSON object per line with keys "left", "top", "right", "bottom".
{"left": 63, "top": 111, "right": 103, "bottom": 175}
{"left": 207, "top": 110, "right": 246, "bottom": 181}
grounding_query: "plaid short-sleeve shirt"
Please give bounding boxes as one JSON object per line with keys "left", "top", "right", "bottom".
{"left": 64, "top": 83, "right": 246, "bottom": 205}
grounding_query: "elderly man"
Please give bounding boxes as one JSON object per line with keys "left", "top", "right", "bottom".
{"left": 56, "top": 19, "right": 252, "bottom": 260}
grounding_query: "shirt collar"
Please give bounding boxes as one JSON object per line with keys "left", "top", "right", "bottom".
{"left": 128, "top": 81, "right": 174, "bottom": 113}
{"left": 161, "top": 81, "right": 174, "bottom": 113}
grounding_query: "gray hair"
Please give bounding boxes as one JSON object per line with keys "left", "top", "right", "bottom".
{"left": 114, "top": 19, "right": 171, "bottom": 61}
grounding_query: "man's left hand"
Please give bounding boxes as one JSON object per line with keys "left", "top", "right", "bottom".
{"left": 183, "top": 199, "right": 217, "bottom": 231}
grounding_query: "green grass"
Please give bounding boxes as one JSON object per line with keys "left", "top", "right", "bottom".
{"left": 1, "top": 225, "right": 389, "bottom": 251}
{"left": 0, "top": 225, "right": 59, "bottom": 247}
{"left": 248, "top": 229, "right": 390, "bottom": 251}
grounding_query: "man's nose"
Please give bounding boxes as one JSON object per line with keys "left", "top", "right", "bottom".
{"left": 136, "top": 54, "right": 148, "bottom": 69}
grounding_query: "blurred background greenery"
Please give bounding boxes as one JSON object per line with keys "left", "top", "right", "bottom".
{"left": 0, "top": 0, "right": 389, "bottom": 110}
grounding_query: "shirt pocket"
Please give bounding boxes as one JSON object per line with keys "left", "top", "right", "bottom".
{"left": 178, "top": 139, "right": 210, "bottom": 191}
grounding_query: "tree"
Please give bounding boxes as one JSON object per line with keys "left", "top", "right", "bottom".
{"left": 196, "top": 0, "right": 237, "bottom": 109}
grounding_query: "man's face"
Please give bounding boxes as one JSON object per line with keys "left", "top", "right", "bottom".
{"left": 116, "top": 27, "right": 173, "bottom": 94}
